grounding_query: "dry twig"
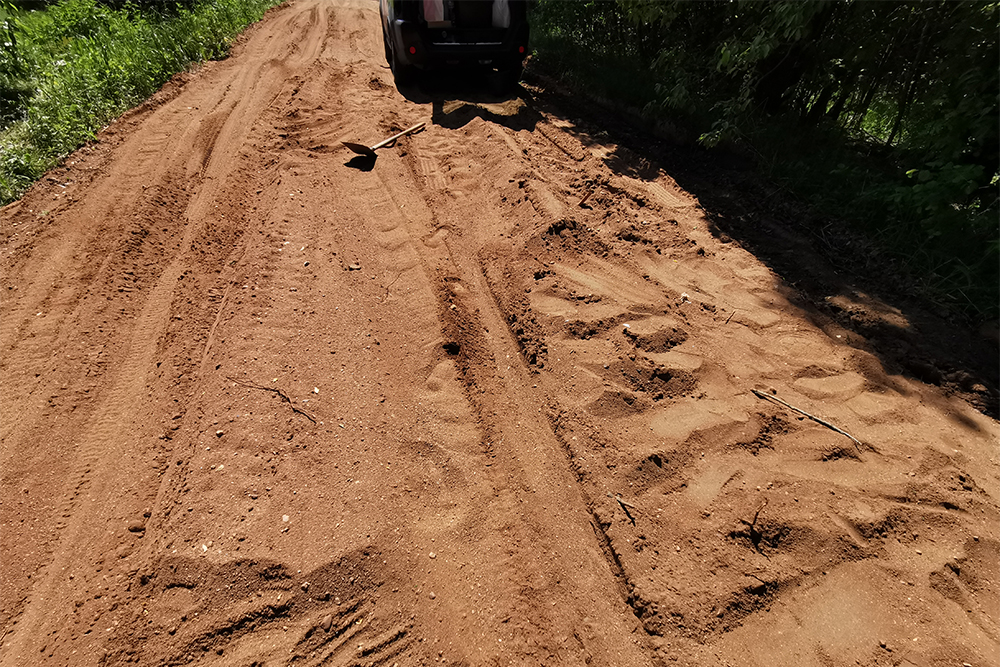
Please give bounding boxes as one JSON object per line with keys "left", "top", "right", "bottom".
{"left": 739, "top": 498, "right": 769, "bottom": 556}
{"left": 610, "top": 493, "right": 637, "bottom": 525}
{"left": 227, "top": 376, "right": 317, "bottom": 423}
{"left": 752, "top": 388, "right": 863, "bottom": 454}
{"left": 377, "top": 271, "right": 402, "bottom": 303}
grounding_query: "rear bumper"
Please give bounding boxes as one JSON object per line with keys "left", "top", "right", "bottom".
{"left": 387, "top": 18, "right": 528, "bottom": 70}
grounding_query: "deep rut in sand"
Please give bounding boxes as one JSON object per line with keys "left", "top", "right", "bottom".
{"left": 2, "top": 1, "right": 998, "bottom": 666}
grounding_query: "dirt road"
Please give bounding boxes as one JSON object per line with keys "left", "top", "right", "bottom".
{"left": 2, "top": 2, "right": 997, "bottom": 665}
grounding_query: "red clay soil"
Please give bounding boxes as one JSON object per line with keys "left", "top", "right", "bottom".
{"left": 2, "top": 2, "right": 998, "bottom": 666}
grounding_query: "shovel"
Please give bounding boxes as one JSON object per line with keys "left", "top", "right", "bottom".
{"left": 343, "top": 122, "right": 426, "bottom": 157}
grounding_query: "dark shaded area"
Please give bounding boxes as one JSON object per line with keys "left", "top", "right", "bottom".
{"left": 528, "top": 1, "right": 999, "bottom": 320}
{"left": 391, "top": 68, "right": 541, "bottom": 133}
{"left": 519, "top": 70, "right": 999, "bottom": 418}
{"left": 344, "top": 154, "right": 376, "bottom": 172}
{"left": 0, "top": 81, "right": 32, "bottom": 129}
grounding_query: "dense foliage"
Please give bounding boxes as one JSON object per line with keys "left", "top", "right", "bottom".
{"left": 530, "top": 0, "right": 999, "bottom": 319}
{"left": 0, "top": 0, "right": 279, "bottom": 203}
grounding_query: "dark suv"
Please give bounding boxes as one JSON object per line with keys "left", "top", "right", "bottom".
{"left": 379, "top": 0, "right": 529, "bottom": 89}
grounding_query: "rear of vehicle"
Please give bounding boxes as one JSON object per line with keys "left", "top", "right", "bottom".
{"left": 379, "top": 0, "right": 529, "bottom": 89}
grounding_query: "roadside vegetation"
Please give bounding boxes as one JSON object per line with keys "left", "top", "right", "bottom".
{"left": 530, "top": 0, "right": 999, "bottom": 322}
{"left": 0, "top": 0, "right": 279, "bottom": 204}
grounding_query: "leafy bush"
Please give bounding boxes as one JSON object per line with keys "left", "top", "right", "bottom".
{"left": 0, "top": 0, "right": 279, "bottom": 203}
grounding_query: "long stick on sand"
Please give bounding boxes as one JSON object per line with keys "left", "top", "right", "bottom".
{"left": 751, "top": 389, "right": 864, "bottom": 454}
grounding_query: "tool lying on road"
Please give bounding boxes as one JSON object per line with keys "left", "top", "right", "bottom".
{"left": 343, "top": 122, "right": 426, "bottom": 157}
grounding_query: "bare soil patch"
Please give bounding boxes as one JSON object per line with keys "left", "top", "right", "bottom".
{"left": 2, "top": 2, "right": 997, "bottom": 666}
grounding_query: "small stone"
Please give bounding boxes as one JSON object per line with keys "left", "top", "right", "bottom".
{"left": 301, "top": 582, "right": 310, "bottom": 592}
{"left": 428, "top": 552, "right": 436, "bottom": 559}
{"left": 320, "top": 614, "right": 332, "bottom": 632}
{"left": 215, "top": 430, "right": 224, "bottom": 438}
{"left": 429, "top": 592, "right": 436, "bottom": 600}
{"left": 348, "top": 263, "right": 361, "bottom": 271}
{"left": 127, "top": 520, "right": 146, "bottom": 533}
{"left": 282, "top": 515, "right": 289, "bottom": 523}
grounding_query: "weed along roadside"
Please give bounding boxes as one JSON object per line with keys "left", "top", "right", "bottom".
{"left": 0, "top": 0, "right": 281, "bottom": 203}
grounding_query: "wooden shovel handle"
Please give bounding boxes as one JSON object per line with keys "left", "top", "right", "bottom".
{"left": 371, "top": 122, "right": 426, "bottom": 150}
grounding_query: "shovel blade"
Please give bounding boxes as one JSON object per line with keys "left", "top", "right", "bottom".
{"left": 342, "top": 141, "right": 375, "bottom": 157}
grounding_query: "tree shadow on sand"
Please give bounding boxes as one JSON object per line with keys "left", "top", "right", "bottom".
{"left": 516, "top": 76, "right": 998, "bottom": 420}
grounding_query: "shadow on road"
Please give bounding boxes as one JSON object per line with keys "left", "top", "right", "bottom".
{"left": 393, "top": 69, "right": 542, "bottom": 133}
{"left": 519, "top": 74, "right": 999, "bottom": 419}
{"left": 344, "top": 154, "right": 377, "bottom": 172}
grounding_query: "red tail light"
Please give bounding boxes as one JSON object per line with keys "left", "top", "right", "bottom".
{"left": 519, "top": 46, "right": 525, "bottom": 54}
{"left": 409, "top": 46, "right": 416, "bottom": 55}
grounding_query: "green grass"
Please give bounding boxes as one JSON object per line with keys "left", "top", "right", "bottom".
{"left": 0, "top": 0, "right": 281, "bottom": 204}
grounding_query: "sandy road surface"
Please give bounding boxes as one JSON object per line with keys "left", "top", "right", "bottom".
{"left": 2, "top": 1, "right": 998, "bottom": 665}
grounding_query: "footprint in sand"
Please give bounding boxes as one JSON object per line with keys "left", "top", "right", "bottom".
{"left": 622, "top": 315, "right": 688, "bottom": 353}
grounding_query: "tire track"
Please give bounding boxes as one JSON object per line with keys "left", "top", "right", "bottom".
{"left": 400, "top": 106, "right": 655, "bottom": 665}
{"left": 0, "top": 4, "right": 339, "bottom": 661}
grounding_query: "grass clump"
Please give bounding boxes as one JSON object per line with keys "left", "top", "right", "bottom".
{"left": 0, "top": 0, "right": 280, "bottom": 204}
